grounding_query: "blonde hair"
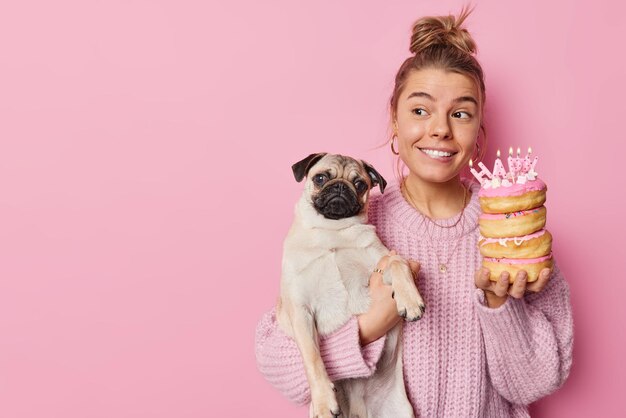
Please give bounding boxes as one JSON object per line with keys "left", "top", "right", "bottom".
{"left": 389, "top": 6, "right": 487, "bottom": 181}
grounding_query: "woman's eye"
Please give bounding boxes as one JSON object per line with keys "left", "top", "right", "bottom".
{"left": 452, "top": 111, "right": 471, "bottom": 119}
{"left": 313, "top": 174, "right": 328, "bottom": 186}
{"left": 354, "top": 180, "right": 367, "bottom": 193}
{"left": 412, "top": 108, "right": 429, "bottom": 116}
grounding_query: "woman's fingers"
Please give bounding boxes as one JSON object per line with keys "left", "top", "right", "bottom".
{"left": 370, "top": 250, "right": 398, "bottom": 287}
{"left": 475, "top": 268, "right": 508, "bottom": 307}
{"left": 474, "top": 267, "right": 492, "bottom": 290}
{"left": 368, "top": 266, "right": 383, "bottom": 288}
{"left": 508, "top": 270, "right": 527, "bottom": 299}
{"left": 492, "top": 271, "right": 510, "bottom": 297}
{"left": 476, "top": 266, "right": 552, "bottom": 306}
{"left": 475, "top": 267, "right": 514, "bottom": 296}
{"left": 375, "top": 250, "right": 397, "bottom": 271}
{"left": 526, "top": 268, "right": 552, "bottom": 293}
{"left": 408, "top": 260, "right": 420, "bottom": 282}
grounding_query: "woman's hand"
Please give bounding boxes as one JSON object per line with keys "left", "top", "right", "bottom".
{"left": 357, "top": 251, "right": 420, "bottom": 346}
{"left": 474, "top": 267, "right": 552, "bottom": 308}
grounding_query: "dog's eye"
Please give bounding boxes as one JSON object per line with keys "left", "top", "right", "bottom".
{"left": 354, "top": 180, "right": 368, "bottom": 193}
{"left": 312, "top": 173, "right": 328, "bottom": 186}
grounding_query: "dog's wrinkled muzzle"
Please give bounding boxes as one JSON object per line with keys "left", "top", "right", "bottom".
{"left": 313, "top": 182, "right": 362, "bottom": 220}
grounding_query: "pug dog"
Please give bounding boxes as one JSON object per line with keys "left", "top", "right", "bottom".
{"left": 277, "top": 153, "right": 425, "bottom": 418}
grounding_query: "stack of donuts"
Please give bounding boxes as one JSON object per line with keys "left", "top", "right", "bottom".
{"left": 472, "top": 149, "right": 553, "bottom": 283}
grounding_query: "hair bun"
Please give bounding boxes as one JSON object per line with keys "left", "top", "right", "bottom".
{"left": 409, "top": 8, "right": 476, "bottom": 56}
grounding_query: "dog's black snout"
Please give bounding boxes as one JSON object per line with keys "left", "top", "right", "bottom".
{"left": 313, "top": 180, "right": 363, "bottom": 220}
{"left": 328, "top": 182, "right": 346, "bottom": 194}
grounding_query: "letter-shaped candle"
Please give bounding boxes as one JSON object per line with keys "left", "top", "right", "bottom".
{"left": 493, "top": 149, "right": 507, "bottom": 178}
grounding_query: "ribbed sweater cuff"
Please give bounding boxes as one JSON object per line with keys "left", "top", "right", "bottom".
{"left": 474, "top": 288, "right": 532, "bottom": 347}
{"left": 473, "top": 288, "right": 565, "bottom": 403}
{"left": 320, "top": 316, "right": 387, "bottom": 381}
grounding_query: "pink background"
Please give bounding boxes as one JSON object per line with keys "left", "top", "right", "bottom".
{"left": 0, "top": 0, "right": 624, "bottom": 416}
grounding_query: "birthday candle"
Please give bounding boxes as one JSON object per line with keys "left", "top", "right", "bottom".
{"left": 522, "top": 147, "right": 532, "bottom": 173}
{"left": 529, "top": 155, "right": 539, "bottom": 174}
{"left": 477, "top": 162, "right": 493, "bottom": 179}
{"left": 514, "top": 147, "right": 524, "bottom": 176}
{"left": 493, "top": 149, "right": 507, "bottom": 178}
{"left": 469, "top": 159, "right": 484, "bottom": 183}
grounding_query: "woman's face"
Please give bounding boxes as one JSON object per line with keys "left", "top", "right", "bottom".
{"left": 394, "top": 68, "right": 481, "bottom": 184}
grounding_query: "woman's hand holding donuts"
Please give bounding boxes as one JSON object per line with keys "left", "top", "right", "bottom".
{"left": 475, "top": 267, "right": 552, "bottom": 308}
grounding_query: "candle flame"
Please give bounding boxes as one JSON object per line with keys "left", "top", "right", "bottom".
{"left": 469, "top": 159, "right": 473, "bottom": 167}
{"left": 497, "top": 149, "right": 501, "bottom": 158}
{"left": 509, "top": 147, "right": 513, "bottom": 156}
{"left": 517, "top": 147, "right": 521, "bottom": 156}
{"left": 528, "top": 147, "right": 532, "bottom": 154}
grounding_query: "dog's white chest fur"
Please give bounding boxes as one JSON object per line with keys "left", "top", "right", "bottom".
{"left": 287, "top": 244, "right": 372, "bottom": 334}
{"left": 280, "top": 195, "right": 387, "bottom": 336}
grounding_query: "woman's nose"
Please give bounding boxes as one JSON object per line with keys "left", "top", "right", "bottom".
{"left": 430, "top": 115, "right": 451, "bottom": 139}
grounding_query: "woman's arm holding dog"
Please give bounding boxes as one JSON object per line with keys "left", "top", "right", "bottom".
{"left": 255, "top": 308, "right": 387, "bottom": 405}
{"left": 255, "top": 253, "right": 416, "bottom": 405}
{"left": 357, "top": 258, "right": 420, "bottom": 345}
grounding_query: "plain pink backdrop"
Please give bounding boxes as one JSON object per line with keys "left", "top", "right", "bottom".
{"left": 0, "top": 0, "right": 624, "bottom": 416}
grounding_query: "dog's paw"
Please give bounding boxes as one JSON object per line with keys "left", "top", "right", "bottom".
{"left": 396, "top": 305, "right": 424, "bottom": 322}
{"left": 384, "top": 256, "right": 426, "bottom": 321}
{"left": 310, "top": 402, "right": 342, "bottom": 418}
{"left": 310, "top": 384, "right": 342, "bottom": 418}
{"left": 395, "top": 293, "right": 426, "bottom": 322}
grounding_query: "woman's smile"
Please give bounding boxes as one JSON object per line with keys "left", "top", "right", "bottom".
{"left": 416, "top": 146, "right": 459, "bottom": 161}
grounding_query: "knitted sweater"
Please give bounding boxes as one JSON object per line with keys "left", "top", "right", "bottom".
{"left": 255, "top": 180, "right": 573, "bottom": 417}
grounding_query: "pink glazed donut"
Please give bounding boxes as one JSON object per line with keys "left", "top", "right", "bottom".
{"left": 478, "top": 178, "right": 547, "bottom": 214}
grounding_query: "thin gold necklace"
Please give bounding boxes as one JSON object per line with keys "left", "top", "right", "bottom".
{"left": 402, "top": 180, "right": 468, "bottom": 273}
{"left": 402, "top": 179, "right": 467, "bottom": 228}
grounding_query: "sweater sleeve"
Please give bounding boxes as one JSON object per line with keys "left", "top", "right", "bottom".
{"left": 474, "top": 261, "right": 574, "bottom": 404}
{"left": 254, "top": 307, "right": 387, "bottom": 405}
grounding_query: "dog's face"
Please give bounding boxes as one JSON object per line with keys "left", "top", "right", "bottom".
{"left": 292, "top": 153, "right": 387, "bottom": 220}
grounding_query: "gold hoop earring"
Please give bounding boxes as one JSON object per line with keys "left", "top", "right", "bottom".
{"left": 390, "top": 135, "right": 399, "bottom": 155}
{"left": 472, "top": 140, "right": 481, "bottom": 161}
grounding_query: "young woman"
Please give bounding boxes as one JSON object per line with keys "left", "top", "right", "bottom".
{"left": 255, "top": 9, "right": 573, "bottom": 417}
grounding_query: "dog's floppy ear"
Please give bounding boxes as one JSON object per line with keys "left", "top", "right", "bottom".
{"left": 292, "top": 153, "right": 327, "bottom": 182}
{"left": 361, "top": 160, "right": 387, "bottom": 194}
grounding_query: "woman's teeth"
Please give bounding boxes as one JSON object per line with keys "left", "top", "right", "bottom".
{"left": 421, "top": 149, "right": 454, "bottom": 158}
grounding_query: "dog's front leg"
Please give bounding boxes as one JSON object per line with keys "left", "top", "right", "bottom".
{"left": 383, "top": 256, "right": 425, "bottom": 322}
{"left": 287, "top": 303, "right": 342, "bottom": 418}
